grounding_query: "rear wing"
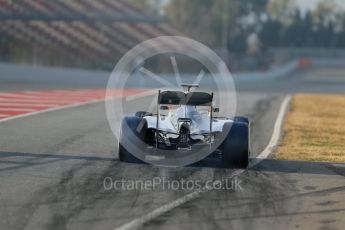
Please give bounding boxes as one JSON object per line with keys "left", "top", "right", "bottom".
{"left": 158, "top": 91, "right": 213, "bottom": 106}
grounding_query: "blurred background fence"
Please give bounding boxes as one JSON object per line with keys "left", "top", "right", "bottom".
{"left": 1, "top": 0, "right": 345, "bottom": 73}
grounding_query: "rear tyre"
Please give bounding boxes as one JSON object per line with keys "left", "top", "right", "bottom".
{"left": 222, "top": 121, "right": 249, "bottom": 168}
{"left": 118, "top": 116, "right": 146, "bottom": 164}
{"left": 118, "top": 143, "right": 143, "bottom": 163}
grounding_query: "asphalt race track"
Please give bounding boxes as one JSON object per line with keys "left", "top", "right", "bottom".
{"left": 0, "top": 67, "right": 345, "bottom": 230}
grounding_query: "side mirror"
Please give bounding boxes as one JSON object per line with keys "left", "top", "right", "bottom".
{"left": 160, "top": 105, "right": 169, "bottom": 110}
{"left": 213, "top": 108, "right": 219, "bottom": 112}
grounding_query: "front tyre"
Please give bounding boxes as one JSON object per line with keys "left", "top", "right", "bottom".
{"left": 118, "top": 116, "right": 145, "bottom": 164}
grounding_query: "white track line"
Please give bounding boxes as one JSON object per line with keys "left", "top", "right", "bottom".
{"left": 0, "top": 103, "right": 60, "bottom": 107}
{"left": 0, "top": 98, "right": 83, "bottom": 104}
{"left": 0, "top": 108, "right": 37, "bottom": 112}
{"left": 0, "top": 93, "right": 39, "bottom": 98}
{"left": 0, "top": 92, "right": 97, "bottom": 100}
{"left": 114, "top": 95, "right": 292, "bottom": 230}
{"left": 0, "top": 99, "right": 104, "bottom": 124}
{"left": 23, "top": 91, "right": 100, "bottom": 95}
{"left": 248, "top": 95, "right": 292, "bottom": 167}
{"left": 49, "top": 90, "right": 105, "bottom": 94}
{"left": 0, "top": 92, "right": 125, "bottom": 123}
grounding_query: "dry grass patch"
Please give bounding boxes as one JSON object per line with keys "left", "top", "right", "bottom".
{"left": 276, "top": 94, "right": 345, "bottom": 162}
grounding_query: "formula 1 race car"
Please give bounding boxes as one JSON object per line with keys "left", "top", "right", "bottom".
{"left": 118, "top": 84, "right": 250, "bottom": 168}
